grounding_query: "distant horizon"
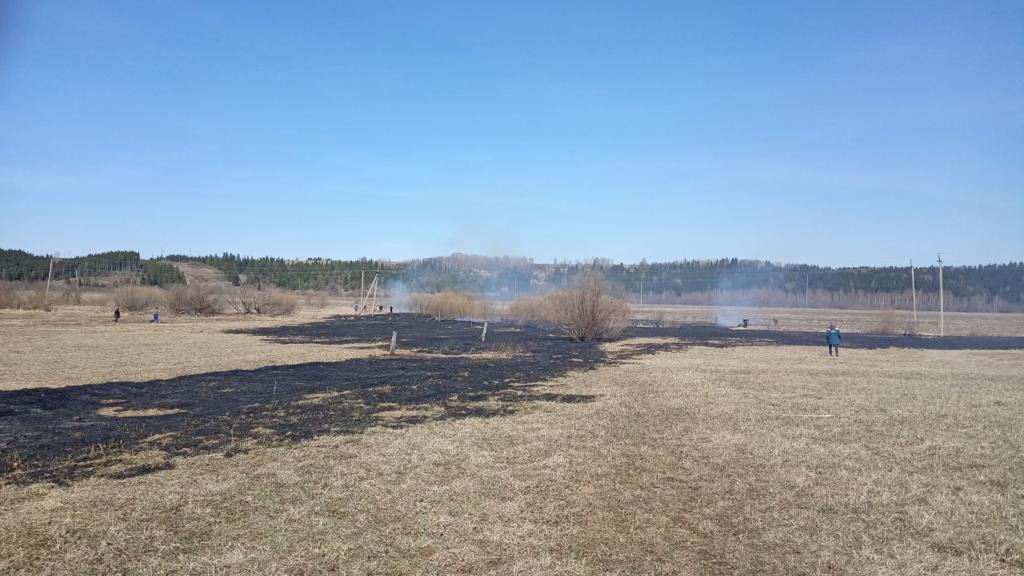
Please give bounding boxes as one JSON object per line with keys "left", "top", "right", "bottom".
{"left": 2, "top": 245, "right": 1016, "bottom": 270}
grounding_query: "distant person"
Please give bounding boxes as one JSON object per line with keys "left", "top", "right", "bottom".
{"left": 826, "top": 324, "right": 841, "bottom": 356}
{"left": 113, "top": 307, "right": 121, "bottom": 323}
{"left": 389, "top": 305, "right": 393, "bottom": 314}
{"left": 353, "top": 303, "right": 359, "bottom": 313}
{"left": 150, "top": 307, "right": 160, "bottom": 323}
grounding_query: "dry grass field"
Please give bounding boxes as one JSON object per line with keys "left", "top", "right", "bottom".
{"left": 636, "top": 304, "right": 1024, "bottom": 337}
{"left": 1, "top": 307, "right": 1023, "bottom": 575}
{"left": 0, "top": 304, "right": 378, "bottom": 391}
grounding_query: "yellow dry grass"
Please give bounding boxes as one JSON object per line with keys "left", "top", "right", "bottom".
{"left": 636, "top": 304, "right": 1024, "bottom": 337}
{"left": 1, "top": 311, "right": 1022, "bottom": 574}
{"left": 0, "top": 305, "right": 379, "bottom": 390}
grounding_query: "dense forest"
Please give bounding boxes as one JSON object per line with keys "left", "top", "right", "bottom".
{"left": 0, "top": 249, "right": 184, "bottom": 286}
{"left": 3, "top": 249, "right": 1022, "bottom": 311}
{"left": 164, "top": 253, "right": 402, "bottom": 291}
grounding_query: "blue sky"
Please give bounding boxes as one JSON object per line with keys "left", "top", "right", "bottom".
{"left": 1, "top": 1, "right": 1021, "bottom": 266}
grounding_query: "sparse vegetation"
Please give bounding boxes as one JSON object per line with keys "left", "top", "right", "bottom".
{"left": 304, "top": 290, "right": 330, "bottom": 310}
{"left": 166, "top": 284, "right": 220, "bottom": 316}
{"left": 874, "top": 308, "right": 900, "bottom": 335}
{"left": 0, "top": 283, "right": 53, "bottom": 311}
{"left": 409, "top": 291, "right": 493, "bottom": 320}
{"left": 230, "top": 283, "right": 298, "bottom": 316}
{"left": 112, "top": 285, "right": 166, "bottom": 311}
{"left": 540, "top": 275, "right": 630, "bottom": 341}
{"left": 506, "top": 295, "right": 546, "bottom": 324}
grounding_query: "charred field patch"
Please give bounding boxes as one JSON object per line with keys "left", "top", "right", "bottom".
{"left": 3, "top": 314, "right": 1022, "bottom": 486}
{"left": 0, "top": 315, "right": 602, "bottom": 485}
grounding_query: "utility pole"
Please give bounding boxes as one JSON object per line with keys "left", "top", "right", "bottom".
{"left": 639, "top": 269, "right": 644, "bottom": 309}
{"left": 361, "top": 270, "right": 365, "bottom": 300}
{"left": 937, "top": 253, "right": 944, "bottom": 337}
{"left": 804, "top": 274, "right": 809, "bottom": 308}
{"left": 910, "top": 259, "right": 917, "bottom": 325}
{"left": 45, "top": 254, "right": 55, "bottom": 298}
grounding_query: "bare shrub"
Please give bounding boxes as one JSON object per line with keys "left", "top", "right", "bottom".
{"left": 260, "top": 290, "right": 298, "bottom": 316}
{"left": 231, "top": 283, "right": 297, "bottom": 316}
{"left": 232, "top": 283, "right": 265, "bottom": 315}
{"left": 874, "top": 309, "right": 900, "bottom": 335}
{"left": 507, "top": 296, "right": 546, "bottom": 324}
{"left": 0, "top": 282, "right": 19, "bottom": 309}
{"left": 408, "top": 291, "right": 492, "bottom": 320}
{"left": 305, "top": 290, "right": 330, "bottom": 310}
{"left": 902, "top": 321, "right": 919, "bottom": 337}
{"left": 408, "top": 293, "right": 428, "bottom": 314}
{"left": 20, "top": 288, "right": 53, "bottom": 311}
{"left": 0, "top": 283, "right": 55, "bottom": 310}
{"left": 113, "top": 285, "right": 166, "bottom": 311}
{"left": 542, "top": 275, "right": 630, "bottom": 341}
{"left": 166, "top": 285, "right": 220, "bottom": 316}
{"left": 424, "top": 292, "right": 476, "bottom": 319}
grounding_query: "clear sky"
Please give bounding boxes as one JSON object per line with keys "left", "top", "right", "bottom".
{"left": 1, "top": 1, "right": 1021, "bottom": 266}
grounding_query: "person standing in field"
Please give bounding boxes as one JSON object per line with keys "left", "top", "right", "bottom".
{"left": 114, "top": 307, "right": 121, "bottom": 323}
{"left": 826, "top": 324, "right": 841, "bottom": 356}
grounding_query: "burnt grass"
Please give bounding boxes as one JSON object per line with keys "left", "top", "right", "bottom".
{"left": 3, "top": 314, "right": 1022, "bottom": 485}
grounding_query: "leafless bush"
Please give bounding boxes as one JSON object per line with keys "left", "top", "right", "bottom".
{"left": 23, "top": 288, "right": 54, "bottom": 311}
{"left": 113, "top": 286, "right": 167, "bottom": 312}
{"left": 231, "top": 283, "right": 297, "bottom": 316}
{"left": 541, "top": 275, "right": 630, "bottom": 341}
{"left": 874, "top": 309, "right": 900, "bottom": 335}
{"left": 409, "top": 291, "right": 492, "bottom": 320}
{"left": 166, "top": 285, "right": 220, "bottom": 316}
{"left": 408, "top": 293, "right": 428, "bottom": 314}
{"left": 232, "top": 283, "right": 265, "bottom": 315}
{"left": 260, "top": 290, "right": 298, "bottom": 316}
{"left": 0, "top": 283, "right": 53, "bottom": 311}
{"left": 507, "top": 296, "right": 546, "bottom": 324}
{"left": 0, "top": 282, "right": 19, "bottom": 309}
{"left": 305, "top": 290, "right": 330, "bottom": 310}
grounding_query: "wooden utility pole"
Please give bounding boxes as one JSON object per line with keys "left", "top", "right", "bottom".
{"left": 361, "top": 270, "right": 365, "bottom": 300}
{"left": 910, "top": 259, "right": 917, "bottom": 325}
{"left": 804, "top": 274, "right": 809, "bottom": 308}
{"left": 45, "top": 254, "right": 55, "bottom": 297}
{"left": 937, "top": 253, "right": 944, "bottom": 337}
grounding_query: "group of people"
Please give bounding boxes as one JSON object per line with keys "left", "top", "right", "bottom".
{"left": 112, "top": 307, "right": 160, "bottom": 323}
{"left": 113, "top": 303, "right": 839, "bottom": 354}
{"left": 352, "top": 303, "right": 394, "bottom": 314}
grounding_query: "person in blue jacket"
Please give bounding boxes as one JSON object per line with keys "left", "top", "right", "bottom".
{"left": 826, "top": 324, "right": 841, "bottom": 356}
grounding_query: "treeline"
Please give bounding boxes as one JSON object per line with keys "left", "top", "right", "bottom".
{"left": 5, "top": 249, "right": 1022, "bottom": 310}
{"left": 396, "top": 254, "right": 533, "bottom": 294}
{"left": 394, "top": 256, "right": 1024, "bottom": 306}
{"left": 592, "top": 259, "right": 1024, "bottom": 304}
{"left": 0, "top": 249, "right": 184, "bottom": 286}
{"left": 164, "top": 253, "right": 401, "bottom": 291}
